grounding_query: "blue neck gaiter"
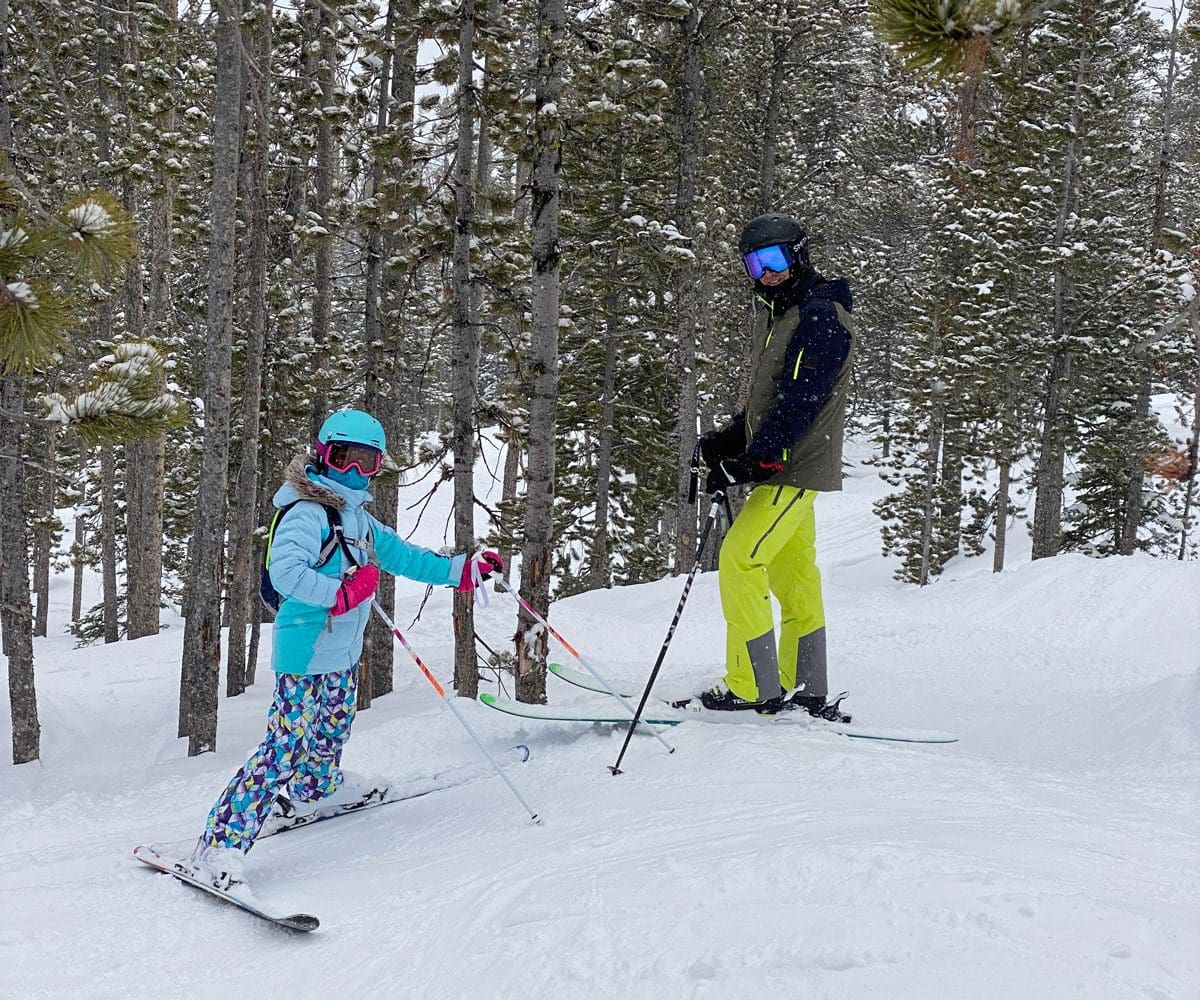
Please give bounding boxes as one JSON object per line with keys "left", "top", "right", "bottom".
{"left": 326, "top": 466, "right": 371, "bottom": 491}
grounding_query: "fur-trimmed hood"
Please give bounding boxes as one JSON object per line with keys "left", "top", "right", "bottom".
{"left": 275, "top": 452, "right": 372, "bottom": 511}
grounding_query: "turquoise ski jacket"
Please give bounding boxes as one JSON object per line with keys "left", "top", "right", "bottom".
{"left": 268, "top": 455, "right": 465, "bottom": 676}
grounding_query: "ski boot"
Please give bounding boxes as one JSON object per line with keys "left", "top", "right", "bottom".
{"left": 697, "top": 684, "right": 785, "bottom": 716}
{"left": 790, "top": 691, "right": 851, "bottom": 723}
{"left": 190, "top": 841, "right": 247, "bottom": 892}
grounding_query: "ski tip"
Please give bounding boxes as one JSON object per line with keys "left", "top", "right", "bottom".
{"left": 512, "top": 743, "right": 531, "bottom": 762}
{"left": 478, "top": 692, "right": 498, "bottom": 706}
{"left": 280, "top": 915, "right": 321, "bottom": 932}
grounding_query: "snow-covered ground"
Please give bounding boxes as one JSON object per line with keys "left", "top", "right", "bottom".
{"left": 3, "top": 440, "right": 1198, "bottom": 999}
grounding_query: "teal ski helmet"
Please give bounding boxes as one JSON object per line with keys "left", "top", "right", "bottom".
{"left": 318, "top": 408, "right": 386, "bottom": 451}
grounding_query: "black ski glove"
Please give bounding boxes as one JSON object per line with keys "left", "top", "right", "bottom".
{"left": 705, "top": 455, "right": 783, "bottom": 494}
{"left": 699, "top": 414, "right": 747, "bottom": 468}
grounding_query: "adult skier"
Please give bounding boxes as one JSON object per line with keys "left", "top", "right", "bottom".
{"left": 191, "top": 408, "right": 503, "bottom": 890}
{"left": 698, "top": 214, "right": 855, "bottom": 718}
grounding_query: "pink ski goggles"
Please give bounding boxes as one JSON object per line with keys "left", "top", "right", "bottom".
{"left": 316, "top": 440, "right": 383, "bottom": 476}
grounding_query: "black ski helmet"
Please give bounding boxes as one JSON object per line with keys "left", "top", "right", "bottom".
{"left": 738, "top": 213, "right": 810, "bottom": 267}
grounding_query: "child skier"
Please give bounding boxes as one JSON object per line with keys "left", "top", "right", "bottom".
{"left": 191, "top": 408, "right": 502, "bottom": 890}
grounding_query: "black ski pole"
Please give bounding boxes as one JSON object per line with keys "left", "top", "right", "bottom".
{"left": 609, "top": 491, "right": 724, "bottom": 776}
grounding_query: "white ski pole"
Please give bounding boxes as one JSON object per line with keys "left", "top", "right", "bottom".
{"left": 370, "top": 600, "right": 542, "bottom": 825}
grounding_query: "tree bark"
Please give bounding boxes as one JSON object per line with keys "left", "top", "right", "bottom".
{"left": 497, "top": 408, "right": 522, "bottom": 586}
{"left": 308, "top": 0, "right": 336, "bottom": 433}
{"left": 450, "top": 0, "right": 481, "bottom": 698}
{"left": 32, "top": 425, "right": 55, "bottom": 637}
{"left": 126, "top": 0, "right": 176, "bottom": 641}
{"left": 1031, "top": 347, "right": 1071, "bottom": 559}
{"left": 993, "top": 459, "right": 1010, "bottom": 574}
{"left": 225, "top": 0, "right": 272, "bottom": 696}
{"left": 180, "top": 0, "right": 242, "bottom": 754}
{"left": 121, "top": 5, "right": 163, "bottom": 643}
{"left": 1, "top": 373, "right": 38, "bottom": 764}
{"left": 71, "top": 509, "right": 86, "bottom": 623}
{"left": 514, "top": 0, "right": 563, "bottom": 704}
{"left": 362, "top": 0, "right": 411, "bottom": 707}
{"left": 1178, "top": 293, "right": 1199, "bottom": 561}
{"left": 1031, "top": 33, "right": 1088, "bottom": 561}
{"left": 671, "top": 5, "right": 704, "bottom": 568}
{"left": 100, "top": 445, "right": 120, "bottom": 643}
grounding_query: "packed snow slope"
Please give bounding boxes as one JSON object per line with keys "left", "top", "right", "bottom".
{"left": 3, "top": 442, "right": 1198, "bottom": 1000}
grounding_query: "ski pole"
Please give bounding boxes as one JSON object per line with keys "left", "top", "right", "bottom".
{"left": 609, "top": 492, "right": 724, "bottom": 776}
{"left": 493, "top": 577, "right": 675, "bottom": 754}
{"left": 370, "top": 599, "right": 542, "bottom": 825}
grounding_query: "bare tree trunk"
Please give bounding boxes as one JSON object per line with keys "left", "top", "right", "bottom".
{"left": 226, "top": 0, "right": 271, "bottom": 696}
{"left": 100, "top": 445, "right": 120, "bottom": 643}
{"left": 363, "top": 0, "right": 418, "bottom": 705}
{"left": 180, "top": 0, "right": 242, "bottom": 755}
{"left": 586, "top": 286, "right": 620, "bottom": 591}
{"left": 514, "top": 0, "right": 563, "bottom": 705}
{"left": 308, "top": 0, "right": 336, "bottom": 433}
{"left": 71, "top": 510, "right": 86, "bottom": 623}
{"left": 122, "top": 5, "right": 166, "bottom": 643}
{"left": 495, "top": 158, "right": 531, "bottom": 589}
{"left": 994, "top": 460, "right": 1010, "bottom": 574}
{"left": 671, "top": 5, "right": 704, "bottom": 567}
{"left": 1, "top": 373, "right": 39, "bottom": 764}
{"left": 126, "top": 0, "right": 175, "bottom": 641}
{"left": 497, "top": 410, "right": 522, "bottom": 586}
{"left": 358, "top": 4, "right": 397, "bottom": 714}
{"left": 1031, "top": 347, "right": 1072, "bottom": 559}
{"left": 1031, "top": 35, "right": 1088, "bottom": 561}
{"left": 1178, "top": 294, "right": 1199, "bottom": 561}
{"left": 32, "top": 425, "right": 55, "bottom": 637}
{"left": 450, "top": 0, "right": 481, "bottom": 698}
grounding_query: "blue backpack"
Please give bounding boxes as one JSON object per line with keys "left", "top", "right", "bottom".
{"left": 259, "top": 502, "right": 356, "bottom": 613}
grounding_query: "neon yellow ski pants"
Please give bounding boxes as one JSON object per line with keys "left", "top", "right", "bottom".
{"left": 718, "top": 485, "right": 826, "bottom": 702}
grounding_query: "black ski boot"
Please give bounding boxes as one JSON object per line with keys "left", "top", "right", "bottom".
{"left": 698, "top": 685, "right": 785, "bottom": 715}
{"left": 791, "top": 691, "right": 851, "bottom": 723}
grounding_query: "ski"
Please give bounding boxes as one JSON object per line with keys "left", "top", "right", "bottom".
{"left": 547, "top": 662, "right": 958, "bottom": 744}
{"left": 259, "top": 745, "right": 531, "bottom": 839}
{"left": 132, "top": 845, "right": 319, "bottom": 932}
{"left": 477, "top": 691, "right": 684, "bottom": 727}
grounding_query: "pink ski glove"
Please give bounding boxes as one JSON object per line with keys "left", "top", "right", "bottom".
{"left": 331, "top": 564, "right": 380, "bottom": 616}
{"left": 457, "top": 551, "right": 504, "bottom": 592}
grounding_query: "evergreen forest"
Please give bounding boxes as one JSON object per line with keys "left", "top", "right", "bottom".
{"left": 2, "top": 0, "right": 1197, "bottom": 764}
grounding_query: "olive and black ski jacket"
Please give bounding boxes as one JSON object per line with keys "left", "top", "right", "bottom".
{"left": 710, "top": 273, "right": 855, "bottom": 492}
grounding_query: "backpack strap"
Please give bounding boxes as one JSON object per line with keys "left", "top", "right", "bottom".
{"left": 321, "top": 506, "right": 360, "bottom": 569}
{"left": 264, "top": 501, "right": 300, "bottom": 570}
{"left": 266, "top": 501, "right": 354, "bottom": 571}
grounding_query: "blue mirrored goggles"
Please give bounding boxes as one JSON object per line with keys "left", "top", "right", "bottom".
{"left": 742, "top": 243, "right": 795, "bottom": 280}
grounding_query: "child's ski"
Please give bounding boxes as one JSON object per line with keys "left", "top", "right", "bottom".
{"left": 260, "top": 745, "right": 531, "bottom": 838}
{"left": 133, "top": 845, "right": 319, "bottom": 931}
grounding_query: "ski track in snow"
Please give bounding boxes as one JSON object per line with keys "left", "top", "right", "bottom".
{"left": 2, "top": 441, "right": 1198, "bottom": 999}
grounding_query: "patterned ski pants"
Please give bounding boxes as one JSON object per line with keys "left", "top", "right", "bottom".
{"left": 202, "top": 669, "right": 356, "bottom": 852}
